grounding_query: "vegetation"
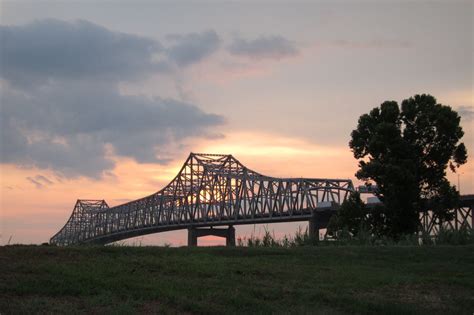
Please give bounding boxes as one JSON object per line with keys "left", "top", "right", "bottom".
{"left": 325, "top": 193, "right": 474, "bottom": 245}
{"left": 326, "top": 192, "right": 373, "bottom": 238}
{"left": 350, "top": 94, "right": 467, "bottom": 238}
{"left": 238, "top": 226, "right": 314, "bottom": 247}
{"left": 241, "top": 225, "right": 474, "bottom": 248}
{"left": 1, "top": 244, "right": 474, "bottom": 314}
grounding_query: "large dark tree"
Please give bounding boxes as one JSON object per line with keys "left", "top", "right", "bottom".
{"left": 350, "top": 94, "right": 467, "bottom": 237}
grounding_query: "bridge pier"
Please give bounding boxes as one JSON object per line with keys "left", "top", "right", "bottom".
{"left": 309, "top": 211, "right": 322, "bottom": 241}
{"left": 309, "top": 207, "right": 336, "bottom": 241}
{"left": 188, "top": 226, "right": 236, "bottom": 247}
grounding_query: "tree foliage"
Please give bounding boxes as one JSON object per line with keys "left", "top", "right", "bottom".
{"left": 327, "top": 192, "right": 367, "bottom": 237}
{"left": 327, "top": 192, "right": 389, "bottom": 239}
{"left": 349, "top": 94, "right": 467, "bottom": 237}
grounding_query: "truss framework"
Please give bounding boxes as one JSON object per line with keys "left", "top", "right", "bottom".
{"left": 420, "top": 195, "right": 474, "bottom": 235}
{"left": 50, "top": 153, "right": 355, "bottom": 245}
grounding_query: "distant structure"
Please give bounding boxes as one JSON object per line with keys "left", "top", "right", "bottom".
{"left": 50, "top": 153, "right": 473, "bottom": 246}
{"left": 50, "top": 153, "right": 354, "bottom": 245}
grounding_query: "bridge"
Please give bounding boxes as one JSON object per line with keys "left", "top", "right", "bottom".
{"left": 50, "top": 153, "right": 473, "bottom": 246}
{"left": 50, "top": 153, "right": 354, "bottom": 246}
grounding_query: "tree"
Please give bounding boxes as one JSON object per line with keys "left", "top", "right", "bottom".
{"left": 350, "top": 94, "right": 467, "bottom": 238}
{"left": 327, "top": 192, "right": 389, "bottom": 239}
{"left": 327, "top": 192, "right": 367, "bottom": 238}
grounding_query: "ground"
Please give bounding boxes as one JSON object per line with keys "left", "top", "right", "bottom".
{"left": 1, "top": 245, "right": 473, "bottom": 314}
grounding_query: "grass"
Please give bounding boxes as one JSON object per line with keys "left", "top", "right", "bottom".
{"left": 1, "top": 245, "right": 474, "bottom": 314}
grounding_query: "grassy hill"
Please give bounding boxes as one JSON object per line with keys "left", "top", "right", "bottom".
{"left": 1, "top": 245, "right": 473, "bottom": 314}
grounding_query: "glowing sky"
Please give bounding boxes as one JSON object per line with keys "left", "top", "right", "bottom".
{"left": 1, "top": 1, "right": 473, "bottom": 245}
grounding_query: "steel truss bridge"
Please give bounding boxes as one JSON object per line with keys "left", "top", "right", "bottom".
{"left": 50, "top": 153, "right": 473, "bottom": 246}
{"left": 50, "top": 153, "right": 354, "bottom": 245}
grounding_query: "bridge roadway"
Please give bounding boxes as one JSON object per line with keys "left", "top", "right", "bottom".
{"left": 50, "top": 153, "right": 473, "bottom": 246}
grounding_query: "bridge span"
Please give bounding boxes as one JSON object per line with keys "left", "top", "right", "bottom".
{"left": 50, "top": 153, "right": 354, "bottom": 246}
{"left": 50, "top": 153, "right": 473, "bottom": 246}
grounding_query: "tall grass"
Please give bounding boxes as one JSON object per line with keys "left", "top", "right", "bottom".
{"left": 435, "top": 226, "right": 474, "bottom": 245}
{"left": 237, "top": 226, "right": 315, "bottom": 248}
{"left": 236, "top": 226, "right": 474, "bottom": 247}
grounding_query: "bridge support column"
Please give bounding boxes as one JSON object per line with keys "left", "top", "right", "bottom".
{"left": 226, "top": 226, "right": 236, "bottom": 246}
{"left": 187, "top": 226, "right": 236, "bottom": 247}
{"left": 309, "top": 211, "right": 322, "bottom": 242}
{"left": 188, "top": 227, "right": 198, "bottom": 246}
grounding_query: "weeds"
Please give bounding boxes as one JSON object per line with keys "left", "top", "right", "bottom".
{"left": 236, "top": 226, "right": 474, "bottom": 247}
{"left": 435, "top": 226, "right": 474, "bottom": 245}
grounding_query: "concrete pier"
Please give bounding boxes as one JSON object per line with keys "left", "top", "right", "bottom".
{"left": 308, "top": 211, "right": 322, "bottom": 241}
{"left": 188, "top": 226, "right": 236, "bottom": 246}
{"left": 309, "top": 202, "right": 338, "bottom": 241}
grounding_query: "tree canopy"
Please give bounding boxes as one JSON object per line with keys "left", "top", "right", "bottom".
{"left": 348, "top": 94, "right": 467, "bottom": 237}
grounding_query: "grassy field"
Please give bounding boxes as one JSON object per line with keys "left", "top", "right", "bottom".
{"left": 1, "top": 245, "right": 473, "bottom": 314}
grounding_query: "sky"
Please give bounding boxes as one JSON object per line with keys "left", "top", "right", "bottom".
{"left": 0, "top": 0, "right": 473, "bottom": 246}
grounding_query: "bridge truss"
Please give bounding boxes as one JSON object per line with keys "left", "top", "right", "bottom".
{"left": 50, "top": 153, "right": 355, "bottom": 245}
{"left": 420, "top": 195, "right": 474, "bottom": 235}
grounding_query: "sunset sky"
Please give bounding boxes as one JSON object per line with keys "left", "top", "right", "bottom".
{"left": 1, "top": 1, "right": 473, "bottom": 246}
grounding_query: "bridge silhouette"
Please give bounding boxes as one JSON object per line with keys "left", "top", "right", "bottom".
{"left": 50, "top": 153, "right": 354, "bottom": 245}
{"left": 50, "top": 153, "right": 473, "bottom": 246}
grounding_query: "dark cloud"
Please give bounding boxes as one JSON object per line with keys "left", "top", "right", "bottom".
{"left": 0, "top": 19, "right": 165, "bottom": 87}
{"left": 457, "top": 106, "right": 474, "bottom": 121}
{"left": 35, "top": 175, "right": 54, "bottom": 185}
{"left": 25, "top": 175, "right": 54, "bottom": 189}
{"left": 0, "top": 20, "right": 225, "bottom": 178}
{"left": 26, "top": 177, "right": 43, "bottom": 189}
{"left": 228, "top": 35, "right": 298, "bottom": 60}
{"left": 1, "top": 81, "right": 224, "bottom": 178}
{"left": 165, "top": 30, "right": 220, "bottom": 67}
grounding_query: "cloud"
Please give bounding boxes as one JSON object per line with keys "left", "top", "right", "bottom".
{"left": 25, "top": 175, "right": 54, "bottom": 189}
{"left": 228, "top": 35, "right": 298, "bottom": 60}
{"left": 457, "top": 106, "right": 474, "bottom": 121}
{"left": 0, "top": 19, "right": 165, "bottom": 87}
{"left": 323, "top": 39, "right": 412, "bottom": 49}
{"left": 0, "top": 19, "right": 225, "bottom": 178}
{"left": 165, "top": 30, "right": 221, "bottom": 67}
{"left": 1, "top": 81, "right": 224, "bottom": 178}
{"left": 35, "top": 175, "right": 54, "bottom": 185}
{"left": 26, "top": 177, "right": 43, "bottom": 189}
